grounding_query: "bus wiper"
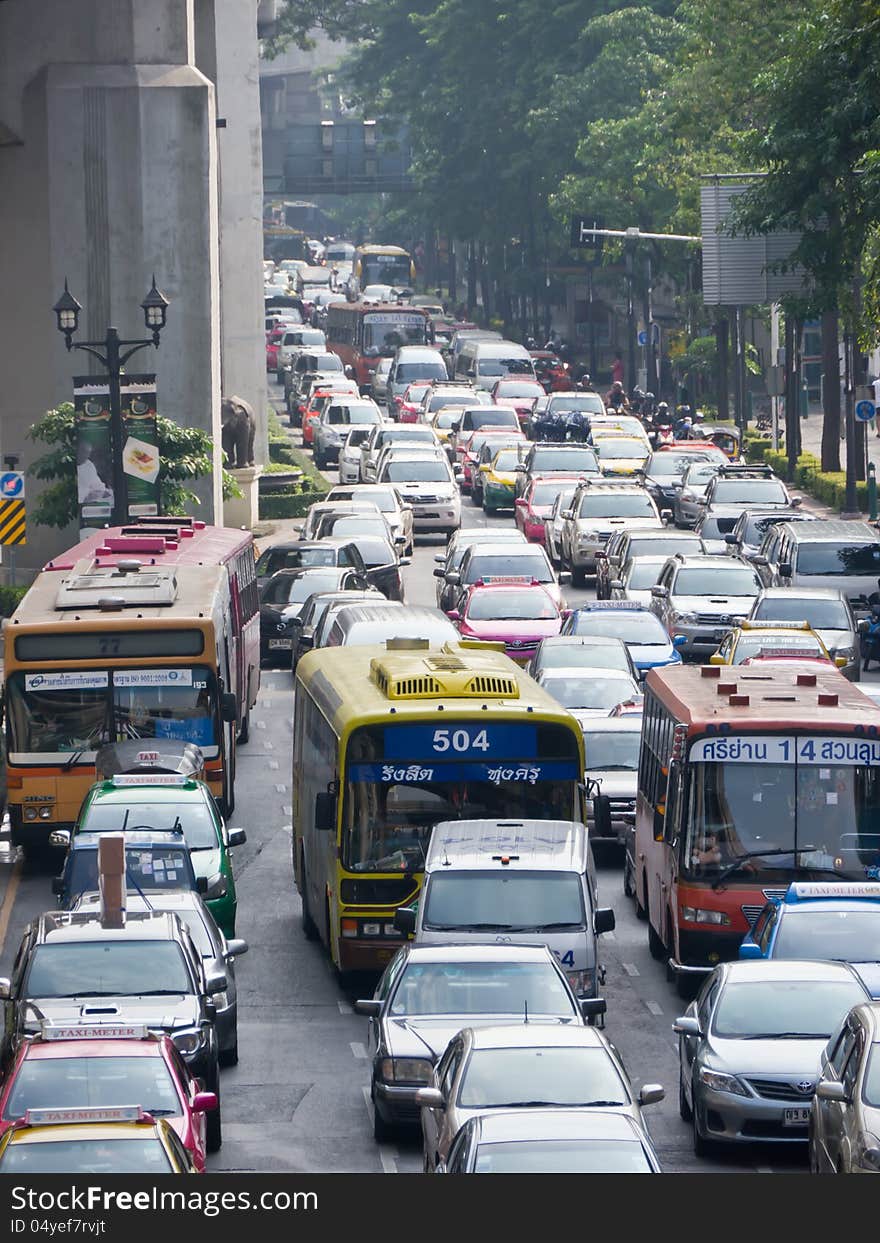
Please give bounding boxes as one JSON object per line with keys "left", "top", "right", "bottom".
{"left": 63, "top": 749, "right": 84, "bottom": 771}
{"left": 711, "top": 847, "right": 814, "bottom": 890}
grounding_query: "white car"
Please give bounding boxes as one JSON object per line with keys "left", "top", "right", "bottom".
{"left": 377, "top": 454, "right": 461, "bottom": 534}
{"left": 338, "top": 426, "right": 376, "bottom": 485}
{"left": 325, "top": 483, "right": 415, "bottom": 556}
{"left": 609, "top": 556, "right": 671, "bottom": 606}
{"left": 536, "top": 666, "right": 642, "bottom": 723}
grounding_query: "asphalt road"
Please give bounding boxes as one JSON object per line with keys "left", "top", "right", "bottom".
{"left": 0, "top": 378, "right": 874, "bottom": 1174}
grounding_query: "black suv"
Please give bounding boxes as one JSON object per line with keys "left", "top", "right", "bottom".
{"left": 0, "top": 908, "right": 225, "bottom": 1151}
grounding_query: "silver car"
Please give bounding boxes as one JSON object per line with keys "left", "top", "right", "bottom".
{"left": 433, "top": 528, "right": 528, "bottom": 611}
{"left": 527, "top": 634, "right": 637, "bottom": 682}
{"left": 650, "top": 554, "right": 763, "bottom": 659}
{"left": 560, "top": 483, "right": 661, "bottom": 587}
{"left": 609, "top": 555, "right": 670, "bottom": 606}
{"left": 360, "top": 423, "right": 440, "bottom": 483}
{"left": 675, "top": 959, "right": 871, "bottom": 1156}
{"left": 377, "top": 454, "right": 461, "bottom": 534}
{"left": 337, "top": 427, "right": 374, "bottom": 485}
{"left": 811, "top": 1002, "right": 880, "bottom": 1173}
{"left": 325, "top": 483, "right": 415, "bottom": 556}
{"left": 672, "top": 460, "right": 723, "bottom": 527}
{"left": 748, "top": 587, "right": 861, "bottom": 680}
{"left": 416, "top": 1024, "right": 662, "bottom": 1172}
{"left": 544, "top": 486, "right": 580, "bottom": 567}
{"left": 581, "top": 715, "right": 642, "bottom": 851}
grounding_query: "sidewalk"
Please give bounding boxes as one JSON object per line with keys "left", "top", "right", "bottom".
{"left": 775, "top": 411, "right": 877, "bottom": 521}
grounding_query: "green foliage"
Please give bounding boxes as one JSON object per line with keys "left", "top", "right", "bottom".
{"left": 259, "top": 490, "right": 329, "bottom": 520}
{"left": 27, "top": 403, "right": 239, "bottom": 530}
{"left": 762, "top": 447, "right": 868, "bottom": 512}
{"left": 0, "top": 584, "right": 29, "bottom": 618}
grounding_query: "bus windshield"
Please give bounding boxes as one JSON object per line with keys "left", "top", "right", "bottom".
{"left": 362, "top": 314, "right": 427, "bottom": 355}
{"left": 342, "top": 722, "right": 581, "bottom": 871}
{"left": 6, "top": 668, "right": 217, "bottom": 756}
{"left": 361, "top": 256, "right": 412, "bottom": 286}
{"left": 684, "top": 750, "right": 880, "bottom": 881}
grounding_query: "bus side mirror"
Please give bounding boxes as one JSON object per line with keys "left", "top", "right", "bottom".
{"left": 315, "top": 791, "right": 336, "bottom": 831}
{"left": 394, "top": 907, "right": 416, "bottom": 934}
{"left": 220, "top": 692, "right": 237, "bottom": 723}
{"left": 778, "top": 562, "right": 792, "bottom": 578}
{"left": 592, "top": 793, "right": 612, "bottom": 840}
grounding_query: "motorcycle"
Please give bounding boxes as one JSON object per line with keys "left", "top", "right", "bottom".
{"left": 650, "top": 421, "right": 674, "bottom": 449}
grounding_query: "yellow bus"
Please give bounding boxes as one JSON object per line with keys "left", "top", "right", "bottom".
{"left": 292, "top": 640, "right": 587, "bottom": 974}
{"left": 4, "top": 526, "right": 259, "bottom": 853}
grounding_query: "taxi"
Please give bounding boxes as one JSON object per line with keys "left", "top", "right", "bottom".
{"left": 477, "top": 444, "right": 531, "bottom": 513}
{"left": 514, "top": 474, "right": 585, "bottom": 545}
{"left": 590, "top": 435, "right": 650, "bottom": 478}
{"left": 708, "top": 620, "right": 843, "bottom": 670}
{"left": 449, "top": 577, "right": 565, "bottom": 665}
{"left": 740, "top": 883, "right": 880, "bottom": 996}
{"left": 456, "top": 428, "right": 526, "bottom": 492}
{"left": 0, "top": 1024, "right": 216, "bottom": 1169}
{"left": 68, "top": 774, "right": 246, "bottom": 937}
{"left": 0, "top": 1106, "right": 199, "bottom": 1173}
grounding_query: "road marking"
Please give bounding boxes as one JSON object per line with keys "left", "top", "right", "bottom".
{"left": 256, "top": 719, "right": 267, "bottom": 730}
{"left": 350, "top": 1041, "right": 368, "bottom": 1059}
{"left": 622, "top": 962, "right": 640, "bottom": 977}
{"left": 338, "top": 1000, "right": 353, "bottom": 1015}
{"left": 268, "top": 760, "right": 279, "bottom": 770}
{"left": 275, "top": 783, "right": 287, "bottom": 793}
{"left": 645, "top": 1000, "right": 663, "bottom": 1016}
{"left": 283, "top": 805, "right": 293, "bottom": 818}
{"left": 0, "top": 858, "right": 22, "bottom": 956}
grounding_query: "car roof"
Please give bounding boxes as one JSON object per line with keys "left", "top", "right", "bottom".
{"left": 85, "top": 783, "right": 210, "bottom": 806}
{"left": 464, "top": 1024, "right": 606, "bottom": 1051}
{"left": 538, "top": 635, "right": 627, "bottom": 647}
{"left": 404, "top": 943, "right": 556, "bottom": 964}
{"left": 668, "top": 555, "right": 750, "bottom": 569}
{"left": 721, "top": 959, "right": 868, "bottom": 984}
{"left": 466, "top": 543, "right": 549, "bottom": 557}
{"left": 34, "top": 909, "right": 182, "bottom": 945}
{"left": 777, "top": 519, "right": 879, "bottom": 542}
{"left": 425, "top": 819, "right": 590, "bottom": 873}
{"left": 23, "top": 1038, "right": 165, "bottom": 1062}
{"left": 579, "top": 715, "right": 643, "bottom": 734}
{"left": 474, "top": 1110, "right": 643, "bottom": 1144}
{"left": 756, "top": 587, "right": 849, "bottom": 601}
{"left": 577, "top": 601, "right": 652, "bottom": 613}
{"left": 540, "top": 666, "right": 636, "bottom": 680}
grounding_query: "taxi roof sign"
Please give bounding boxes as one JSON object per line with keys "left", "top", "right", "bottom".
{"left": 785, "top": 882, "right": 880, "bottom": 903}
{"left": 476, "top": 576, "right": 537, "bottom": 586}
{"left": 110, "top": 774, "right": 192, "bottom": 788}
{"left": 24, "top": 1105, "right": 144, "bottom": 1126}
{"left": 41, "top": 1023, "right": 150, "bottom": 1041}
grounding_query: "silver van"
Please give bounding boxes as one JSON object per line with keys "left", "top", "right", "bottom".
{"left": 454, "top": 340, "right": 537, "bottom": 390}
{"left": 445, "top": 329, "right": 503, "bottom": 378}
{"left": 386, "top": 345, "right": 448, "bottom": 414}
{"left": 396, "top": 819, "right": 614, "bottom": 1001}
{"left": 771, "top": 520, "right": 880, "bottom": 615}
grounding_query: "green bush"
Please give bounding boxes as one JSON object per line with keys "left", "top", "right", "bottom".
{"left": 0, "top": 584, "right": 29, "bottom": 617}
{"left": 762, "top": 448, "right": 869, "bottom": 513}
{"left": 744, "top": 436, "right": 772, "bottom": 462}
{"left": 258, "top": 489, "right": 329, "bottom": 520}
{"left": 269, "top": 441, "right": 298, "bottom": 466}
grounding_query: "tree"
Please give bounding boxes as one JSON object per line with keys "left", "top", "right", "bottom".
{"left": 27, "top": 403, "right": 238, "bottom": 530}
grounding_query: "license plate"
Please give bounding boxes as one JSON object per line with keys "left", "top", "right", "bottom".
{"left": 268, "top": 638, "right": 292, "bottom": 649}
{"left": 783, "top": 1107, "right": 811, "bottom": 1126}
{"left": 713, "top": 628, "right": 728, "bottom": 641}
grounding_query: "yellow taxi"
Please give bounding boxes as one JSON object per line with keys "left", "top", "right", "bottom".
{"left": 709, "top": 620, "right": 846, "bottom": 669}
{"left": 424, "top": 406, "right": 460, "bottom": 447}
{"left": 591, "top": 415, "right": 651, "bottom": 447}
{"left": 0, "top": 1106, "right": 199, "bottom": 1174}
{"left": 590, "top": 435, "right": 650, "bottom": 477}
{"left": 476, "top": 443, "right": 531, "bottom": 512}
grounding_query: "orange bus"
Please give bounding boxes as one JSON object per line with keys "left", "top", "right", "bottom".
{"left": 632, "top": 663, "right": 880, "bottom": 994}
{"left": 325, "top": 301, "right": 434, "bottom": 390}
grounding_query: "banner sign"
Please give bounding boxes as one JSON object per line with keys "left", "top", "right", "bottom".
{"left": 690, "top": 734, "right": 880, "bottom": 767}
{"left": 120, "top": 374, "right": 160, "bottom": 519}
{"left": 74, "top": 377, "right": 114, "bottom": 535}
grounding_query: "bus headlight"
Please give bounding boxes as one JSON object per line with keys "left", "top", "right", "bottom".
{"left": 39, "top": 807, "right": 52, "bottom": 820}
{"left": 681, "top": 907, "right": 730, "bottom": 925}
{"left": 24, "top": 808, "right": 38, "bottom": 821}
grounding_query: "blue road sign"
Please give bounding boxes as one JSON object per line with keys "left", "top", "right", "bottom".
{"left": 0, "top": 472, "right": 25, "bottom": 499}
{"left": 855, "top": 399, "right": 877, "bottom": 423}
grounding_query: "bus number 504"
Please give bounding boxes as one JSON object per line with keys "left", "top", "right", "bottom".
{"left": 432, "top": 728, "right": 490, "bottom": 753}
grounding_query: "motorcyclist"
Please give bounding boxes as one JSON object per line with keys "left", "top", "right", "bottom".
{"left": 564, "top": 408, "right": 592, "bottom": 443}
{"left": 674, "top": 411, "right": 693, "bottom": 440}
{"left": 605, "top": 380, "right": 628, "bottom": 411}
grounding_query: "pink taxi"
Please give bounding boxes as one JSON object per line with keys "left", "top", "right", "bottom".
{"left": 514, "top": 473, "right": 586, "bottom": 545}
{"left": 449, "top": 577, "right": 566, "bottom": 666}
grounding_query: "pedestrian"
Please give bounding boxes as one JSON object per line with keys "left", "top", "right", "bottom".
{"left": 611, "top": 353, "right": 624, "bottom": 386}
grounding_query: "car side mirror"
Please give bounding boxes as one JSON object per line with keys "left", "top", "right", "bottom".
{"left": 672, "top": 634, "right": 687, "bottom": 648}
{"left": 394, "top": 906, "right": 416, "bottom": 935}
{"left": 858, "top": 618, "right": 870, "bottom": 634}
{"left": 651, "top": 585, "right": 668, "bottom": 598}
{"left": 399, "top": 557, "right": 412, "bottom": 567}
{"left": 724, "top": 534, "right": 738, "bottom": 545}
{"left": 709, "top": 653, "right": 724, "bottom": 665}
{"left": 205, "top": 969, "right": 228, "bottom": 995}
{"left": 49, "top": 830, "right": 71, "bottom": 848}
{"left": 609, "top": 580, "right": 623, "bottom": 590}
{"left": 51, "top": 876, "right": 65, "bottom": 897}
{"left": 558, "top": 571, "right": 571, "bottom": 584}
{"left": 447, "top": 609, "right": 460, "bottom": 621}
{"left": 514, "top": 463, "right": 527, "bottom": 472}
{"left": 835, "top": 656, "right": 848, "bottom": 668}
{"left": 0, "top": 977, "right": 10, "bottom": 1000}
{"left": 790, "top": 497, "right": 802, "bottom": 507}
{"left": 315, "top": 790, "right": 336, "bottom": 831}
{"left": 673, "top": 1016, "right": 702, "bottom": 1038}
{"left": 562, "top": 509, "right": 574, "bottom": 520}
{"left": 778, "top": 562, "right": 792, "bottom": 577}
{"left": 738, "top": 942, "right": 762, "bottom": 960}
{"left": 580, "top": 997, "right": 606, "bottom": 1022}
{"left": 815, "top": 1080, "right": 848, "bottom": 1103}
{"left": 445, "top": 571, "right": 461, "bottom": 586}
{"left": 594, "top": 907, "right": 615, "bottom": 935}
{"left": 353, "top": 999, "right": 382, "bottom": 1017}
{"left": 433, "top": 567, "right": 446, "bottom": 578}
{"left": 227, "top": 827, "right": 247, "bottom": 848}
{"left": 591, "top": 793, "right": 612, "bottom": 841}
{"left": 638, "top": 1084, "right": 665, "bottom": 1106}
{"left": 414, "top": 1087, "right": 445, "bottom": 1109}
{"left": 514, "top": 498, "right": 526, "bottom": 508}
{"left": 196, "top": 876, "right": 209, "bottom": 894}
{"left": 193, "top": 1091, "right": 218, "bottom": 1114}
{"left": 751, "top": 555, "right": 768, "bottom": 566}
{"left": 220, "top": 692, "right": 237, "bottom": 723}
{"left": 225, "top": 938, "right": 249, "bottom": 959}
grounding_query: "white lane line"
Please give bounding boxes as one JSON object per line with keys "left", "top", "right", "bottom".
{"left": 755, "top": 1166, "right": 773, "bottom": 1174}
{"left": 275, "top": 783, "right": 287, "bottom": 793}
{"left": 350, "top": 1041, "right": 368, "bottom": 1059}
{"left": 283, "top": 804, "right": 293, "bottom": 817}
{"left": 621, "top": 962, "right": 640, "bottom": 977}
{"left": 361, "top": 1086, "right": 398, "bottom": 1174}
{"left": 268, "top": 760, "right": 279, "bottom": 770}
{"left": 645, "top": 1000, "right": 663, "bottom": 1016}
{"left": 264, "top": 740, "right": 274, "bottom": 750}
{"left": 256, "top": 720, "right": 267, "bottom": 730}
{"left": 338, "top": 1000, "right": 353, "bottom": 1015}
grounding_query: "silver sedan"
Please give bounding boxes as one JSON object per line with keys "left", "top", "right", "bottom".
{"left": 675, "top": 959, "right": 871, "bottom": 1157}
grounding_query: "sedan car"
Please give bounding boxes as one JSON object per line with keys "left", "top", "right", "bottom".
{"left": 591, "top": 436, "right": 650, "bottom": 478}
{"left": 433, "top": 528, "right": 528, "bottom": 612}
{"left": 438, "top": 1109, "right": 661, "bottom": 1173}
{"left": 695, "top": 507, "right": 750, "bottom": 555}
{"left": 609, "top": 556, "right": 670, "bottom": 606}
{"left": 321, "top": 603, "right": 460, "bottom": 650}
{"left": 514, "top": 475, "right": 583, "bottom": 545}
{"left": 417, "top": 1024, "right": 663, "bottom": 1171}
{"left": 338, "top": 534, "right": 409, "bottom": 602}
{"left": 290, "top": 588, "right": 384, "bottom": 671}
{"left": 811, "top": 1001, "right": 880, "bottom": 1173}
{"left": 649, "top": 555, "right": 764, "bottom": 660}
{"left": 354, "top": 943, "right": 592, "bottom": 1139}
{"left": 544, "top": 486, "right": 581, "bottom": 567}
{"left": 337, "top": 426, "right": 374, "bottom": 484}
{"left": 456, "top": 428, "right": 525, "bottom": 494}
{"left": 724, "top": 508, "right": 816, "bottom": 562}
{"left": 451, "top": 580, "right": 564, "bottom": 665}
{"left": 640, "top": 449, "right": 724, "bottom": 518}
{"left": 297, "top": 499, "right": 381, "bottom": 540}
{"left": 260, "top": 566, "right": 367, "bottom": 662}
{"left": 447, "top": 542, "right": 567, "bottom": 613}
{"left": 396, "top": 382, "right": 433, "bottom": 423}
{"left": 360, "top": 423, "right": 441, "bottom": 484}
{"left": 312, "top": 398, "right": 384, "bottom": 470}
{"left": 0, "top": 1111, "right": 200, "bottom": 1174}
{"left": 536, "top": 667, "right": 641, "bottom": 722}
{"left": 675, "top": 959, "right": 871, "bottom": 1155}
{"left": 325, "top": 483, "right": 414, "bottom": 556}
{"left": 255, "top": 537, "right": 368, "bottom": 594}
{"left": 527, "top": 635, "right": 637, "bottom": 682}
{"left": 596, "top": 527, "right": 704, "bottom": 600}
{"left": 473, "top": 443, "right": 532, "bottom": 512}
{"left": 748, "top": 587, "right": 861, "bottom": 681}
{"left": 709, "top": 621, "right": 838, "bottom": 670}
{"left": 490, "top": 378, "right": 547, "bottom": 428}
{"left": 563, "top": 601, "right": 683, "bottom": 677}
{"left": 514, "top": 444, "right": 601, "bottom": 500}
{"left": 672, "top": 460, "right": 724, "bottom": 527}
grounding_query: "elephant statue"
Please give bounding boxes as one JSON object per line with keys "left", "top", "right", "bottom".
{"left": 221, "top": 396, "right": 256, "bottom": 469}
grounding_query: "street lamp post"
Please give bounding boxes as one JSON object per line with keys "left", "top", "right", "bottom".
{"left": 53, "top": 277, "right": 169, "bottom": 527}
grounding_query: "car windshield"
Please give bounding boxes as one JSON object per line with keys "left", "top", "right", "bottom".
{"left": 569, "top": 611, "right": 669, "bottom": 645}
{"left": 698, "top": 517, "right": 739, "bottom": 539}
{"left": 711, "top": 480, "right": 788, "bottom": 503}
{"left": 389, "top": 961, "right": 577, "bottom": 1017}
{"left": 752, "top": 598, "right": 850, "bottom": 629}
{"left": 496, "top": 382, "right": 544, "bottom": 398}
{"left": 796, "top": 543, "right": 880, "bottom": 576}
{"left": 532, "top": 450, "right": 599, "bottom": 472}
{"left": 422, "top": 872, "right": 585, "bottom": 932}
{"left": 683, "top": 465, "right": 719, "bottom": 486}
{"left": 322, "top": 517, "right": 388, "bottom": 541}
{"left": 772, "top": 909, "right": 880, "bottom": 961}
{"left": 468, "top": 433, "right": 520, "bottom": 456}
{"left": 647, "top": 453, "right": 713, "bottom": 477}
{"left": 466, "top": 555, "right": 553, "bottom": 585}
{"left": 578, "top": 494, "right": 656, "bottom": 518}
{"left": 343, "top": 618, "right": 456, "bottom": 647}
{"left": 0, "top": 1137, "right": 174, "bottom": 1175}
{"left": 334, "top": 405, "right": 380, "bottom": 424}
{"left": 256, "top": 546, "right": 337, "bottom": 576}
{"left": 536, "top": 643, "right": 629, "bottom": 673}
{"left": 674, "top": 568, "right": 761, "bottom": 595}
{"left": 477, "top": 357, "right": 534, "bottom": 377}
{"left": 732, "top": 634, "right": 825, "bottom": 663}
{"left": 433, "top": 410, "right": 458, "bottom": 429}
{"left": 25, "top": 942, "right": 192, "bottom": 998}
{"left": 343, "top": 428, "right": 372, "bottom": 449}
{"left": 594, "top": 439, "right": 647, "bottom": 459}
{"left": 742, "top": 514, "right": 801, "bottom": 542}
{"left": 396, "top": 362, "right": 446, "bottom": 382}
{"left": 377, "top": 429, "right": 436, "bottom": 449}
{"left": 384, "top": 461, "right": 451, "bottom": 482}
{"left": 491, "top": 450, "right": 523, "bottom": 471}
{"left": 582, "top": 731, "right": 641, "bottom": 771}
{"left": 474, "top": 1139, "right": 652, "bottom": 1174}
{"left": 264, "top": 570, "right": 347, "bottom": 605}
{"left": 460, "top": 1047, "right": 627, "bottom": 1108}
{"left": 468, "top": 411, "right": 520, "bottom": 429}
{"left": 466, "top": 590, "right": 557, "bottom": 621}
{"left": 79, "top": 798, "right": 218, "bottom": 849}
{"left": 548, "top": 395, "right": 605, "bottom": 415}
{"left": 624, "top": 562, "right": 668, "bottom": 590}
{"left": 540, "top": 676, "right": 634, "bottom": 711}
{"left": 627, "top": 537, "right": 702, "bottom": 559}
{"left": 712, "top": 979, "right": 868, "bottom": 1039}
{"left": 4, "top": 1057, "right": 181, "bottom": 1121}
{"left": 348, "top": 537, "right": 395, "bottom": 567}
{"left": 312, "top": 354, "right": 343, "bottom": 372}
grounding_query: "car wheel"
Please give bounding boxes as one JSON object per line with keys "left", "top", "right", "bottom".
{"left": 219, "top": 1036, "right": 238, "bottom": 1069}
{"left": 692, "top": 1102, "right": 715, "bottom": 1159}
{"left": 300, "top": 859, "right": 319, "bottom": 941}
{"left": 314, "top": 450, "right": 326, "bottom": 470}
{"left": 679, "top": 1069, "right": 693, "bottom": 1122}
{"left": 371, "top": 1086, "right": 395, "bottom": 1142}
{"left": 205, "top": 1068, "right": 222, "bottom": 1154}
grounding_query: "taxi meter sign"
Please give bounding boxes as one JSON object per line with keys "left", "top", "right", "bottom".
{"left": 855, "top": 399, "right": 877, "bottom": 423}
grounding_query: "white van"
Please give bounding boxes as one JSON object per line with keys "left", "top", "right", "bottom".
{"left": 455, "top": 339, "right": 538, "bottom": 391}
{"left": 396, "top": 819, "right": 614, "bottom": 1000}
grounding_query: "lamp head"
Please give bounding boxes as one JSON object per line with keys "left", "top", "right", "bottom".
{"left": 53, "top": 279, "right": 81, "bottom": 350}
{"left": 141, "top": 275, "right": 169, "bottom": 345}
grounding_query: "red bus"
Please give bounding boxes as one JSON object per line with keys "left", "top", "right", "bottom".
{"left": 5, "top": 518, "right": 259, "bottom": 843}
{"left": 325, "top": 301, "right": 434, "bottom": 390}
{"left": 632, "top": 663, "right": 880, "bottom": 995}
